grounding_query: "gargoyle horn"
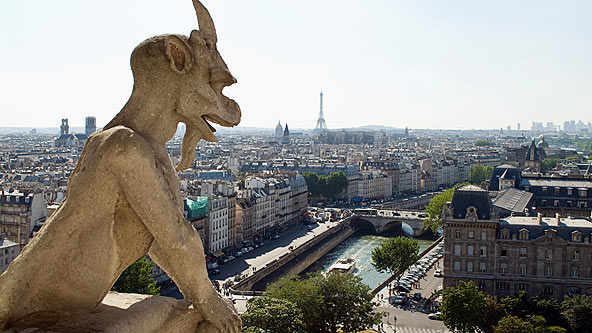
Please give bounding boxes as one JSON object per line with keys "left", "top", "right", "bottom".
{"left": 192, "top": 0, "right": 217, "bottom": 44}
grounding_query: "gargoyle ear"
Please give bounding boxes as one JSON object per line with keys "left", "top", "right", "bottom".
{"left": 165, "top": 35, "right": 193, "bottom": 74}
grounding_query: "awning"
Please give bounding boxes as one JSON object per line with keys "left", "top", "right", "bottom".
{"left": 213, "top": 251, "right": 225, "bottom": 258}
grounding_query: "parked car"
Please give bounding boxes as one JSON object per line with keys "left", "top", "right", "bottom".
{"left": 234, "top": 251, "right": 243, "bottom": 257}
{"left": 434, "top": 269, "right": 442, "bottom": 277}
{"left": 207, "top": 261, "right": 219, "bottom": 270}
{"left": 211, "top": 269, "right": 220, "bottom": 276}
{"left": 428, "top": 312, "right": 441, "bottom": 320}
{"left": 307, "top": 225, "right": 314, "bottom": 231}
{"left": 272, "top": 234, "right": 280, "bottom": 240}
{"left": 393, "top": 295, "right": 406, "bottom": 306}
{"left": 413, "top": 292, "right": 422, "bottom": 301}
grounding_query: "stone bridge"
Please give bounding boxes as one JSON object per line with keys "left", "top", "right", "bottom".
{"left": 351, "top": 209, "right": 428, "bottom": 236}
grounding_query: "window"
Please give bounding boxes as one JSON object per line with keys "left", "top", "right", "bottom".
{"left": 546, "top": 249, "right": 553, "bottom": 259}
{"left": 479, "top": 262, "right": 486, "bottom": 272}
{"left": 545, "top": 265, "right": 553, "bottom": 277}
{"left": 481, "top": 231, "right": 487, "bottom": 241}
{"left": 572, "top": 232, "right": 582, "bottom": 242}
{"left": 554, "top": 200, "right": 560, "bottom": 207}
{"left": 519, "top": 264, "right": 526, "bottom": 275}
{"left": 579, "top": 189, "right": 587, "bottom": 197}
{"left": 567, "top": 287, "right": 581, "bottom": 295}
{"left": 567, "top": 188, "right": 573, "bottom": 196}
{"left": 501, "top": 229, "right": 509, "bottom": 239}
{"left": 500, "top": 263, "right": 508, "bottom": 274}
{"left": 555, "top": 188, "right": 560, "bottom": 195}
{"left": 455, "top": 230, "right": 461, "bottom": 239}
{"left": 480, "top": 246, "right": 487, "bottom": 257}
{"left": 454, "top": 245, "right": 461, "bottom": 256}
{"left": 468, "top": 245, "right": 474, "bottom": 256}
{"left": 571, "top": 267, "right": 579, "bottom": 278}
{"left": 567, "top": 201, "right": 572, "bottom": 208}
{"left": 454, "top": 261, "right": 461, "bottom": 271}
{"left": 541, "top": 199, "right": 547, "bottom": 206}
{"left": 542, "top": 187, "right": 548, "bottom": 195}
{"left": 501, "top": 249, "right": 508, "bottom": 257}
{"left": 573, "top": 250, "right": 580, "bottom": 261}
{"left": 520, "top": 247, "right": 527, "bottom": 258}
{"left": 496, "top": 282, "right": 510, "bottom": 290}
{"left": 578, "top": 201, "right": 587, "bottom": 208}
{"left": 542, "top": 287, "right": 554, "bottom": 296}
{"left": 519, "top": 230, "right": 529, "bottom": 240}
{"left": 517, "top": 283, "right": 527, "bottom": 291}
{"left": 467, "top": 262, "right": 473, "bottom": 272}
{"left": 468, "top": 231, "right": 474, "bottom": 239}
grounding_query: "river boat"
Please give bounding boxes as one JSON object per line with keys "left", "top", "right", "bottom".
{"left": 327, "top": 258, "right": 356, "bottom": 274}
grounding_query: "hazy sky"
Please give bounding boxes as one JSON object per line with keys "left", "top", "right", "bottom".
{"left": 1, "top": 0, "right": 591, "bottom": 130}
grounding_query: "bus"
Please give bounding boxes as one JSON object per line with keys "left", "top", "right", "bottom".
{"left": 353, "top": 208, "right": 378, "bottom": 216}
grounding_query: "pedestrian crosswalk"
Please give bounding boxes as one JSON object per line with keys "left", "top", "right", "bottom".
{"left": 375, "top": 326, "right": 449, "bottom": 333}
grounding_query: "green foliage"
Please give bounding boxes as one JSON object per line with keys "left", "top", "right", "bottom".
{"left": 423, "top": 187, "right": 455, "bottom": 235}
{"left": 541, "top": 158, "right": 561, "bottom": 172}
{"left": 482, "top": 296, "right": 506, "bottom": 333}
{"left": 469, "top": 164, "right": 493, "bottom": 184}
{"left": 441, "top": 281, "right": 485, "bottom": 333}
{"left": 241, "top": 296, "right": 305, "bottom": 333}
{"left": 262, "top": 273, "right": 382, "bottom": 333}
{"left": 475, "top": 139, "right": 493, "bottom": 147}
{"left": 371, "top": 236, "right": 419, "bottom": 280}
{"left": 575, "top": 139, "right": 592, "bottom": 154}
{"left": 561, "top": 295, "right": 592, "bottom": 333}
{"left": 111, "top": 256, "right": 160, "bottom": 295}
{"left": 302, "top": 171, "right": 348, "bottom": 199}
{"left": 494, "top": 315, "right": 534, "bottom": 333}
{"left": 501, "top": 291, "right": 532, "bottom": 319}
{"left": 531, "top": 296, "right": 566, "bottom": 328}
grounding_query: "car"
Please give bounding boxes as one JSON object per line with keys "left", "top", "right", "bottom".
{"left": 272, "top": 234, "right": 280, "bottom": 239}
{"left": 307, "top": 225, "right": 314, "bottom": 231}
{"left": 211, "top": 269, "right": 220, "bottom": 275}
{"left": 428, "top": 312, "right": 441, "bottom": 320}
{"left": 413, "top": 292, "right": 422, "bottom": 301}
{"left": 393, "top": 295, "right": 405, "bottom": 305}
{"left": 207, "top": 261, "right": 219, "bottom": 270}
{"left": 434, "top": 269, "right": 442, "bottom": 277}
{"left": 234, "top": 251, "right": 243, "bottom": 257}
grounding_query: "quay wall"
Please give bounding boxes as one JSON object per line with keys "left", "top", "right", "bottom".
{"left": 232, "top": 217, "right": 356, "bottom": 293}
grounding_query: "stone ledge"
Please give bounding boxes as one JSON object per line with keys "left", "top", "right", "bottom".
{"left": 8, "top": 292, "right": 205, "bottom": 333}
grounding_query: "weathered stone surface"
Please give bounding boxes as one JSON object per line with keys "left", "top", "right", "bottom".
{"left": 8, "top": 292, "right": 215, "bottom": 333}
{"left": 0, "top": 1, "right": 241, "bottom": 332}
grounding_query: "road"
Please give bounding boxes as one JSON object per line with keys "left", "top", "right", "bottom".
{"left": 372, "top": 244, "right": 449, "bottom": 333}
{"left": 160, "top": 218, "right": 344, "bottom": 299}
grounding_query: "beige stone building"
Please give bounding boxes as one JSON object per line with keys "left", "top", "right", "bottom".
{"left": 443, "top": 185, "right": 592, "bottom": 299}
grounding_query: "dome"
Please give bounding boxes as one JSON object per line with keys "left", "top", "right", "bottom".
{"left": 536, "top": 136, "right": 549, "bottom": 149}
{"left": 275, "top": 121, "right": 283, "bottom": 138}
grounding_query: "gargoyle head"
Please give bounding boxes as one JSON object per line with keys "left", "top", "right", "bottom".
{"left": 127, "top": 0, "right": 240, "bottom": 171}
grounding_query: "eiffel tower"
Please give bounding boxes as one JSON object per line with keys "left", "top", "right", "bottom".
{"left": 315, "top": 91, "right": 327, "bottom": 131}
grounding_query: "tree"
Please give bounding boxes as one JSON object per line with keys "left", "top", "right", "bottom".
{"left": 441, "top": 281, "right": 485, "bottom": 333}
{"left": 561, "top": 295, "right": 592, "bottom": 333}
{"left": 371, "top": 236, "right": 419, "bottom": 285}
{"left": 494, "top": 315, "right": 534, "bottom": 333}
{"left": 326, "top": 171, "right": 348, "bottom": 199}
{"left": 318, "top": 273, "right": 383, "bottom": 333}
{"left": 111, "top": 256, "right": 160, "bottom": 295}
{"left": 469, "top": 164, "right": 493, "bottom": 184}
{"left": 475, "top": 139, "right": 492, "bottom": 147}
{"left": 423, "top": 187, "right": 455, "bottom": 235}
{"left": 241, "top": 296, "right": 305, "bottom": 333}
{"left": 263, "top": 273, "right": 381, "bottom": 333}
{"left": 303, "top": 172, "right": 321, "bottom": 197}
{"left": 501, "top": 291, "right": 533, "bottom": 319}
{"left": 482, "top": 296, "right": 505, "bottom": 333}
{"left": 541, "top": 158, "right": 561, "bottom": 172}
{"left": 531, "top": 296, "right": 566, "bottom": 328}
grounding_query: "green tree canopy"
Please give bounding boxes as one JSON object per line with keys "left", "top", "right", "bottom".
{"left": 494, "top": 315, "right": 535, "bottom": 333}
{"left": 241, "top": 296, "right": 305, "bottom": 333}
{"left": 541, "top": 158, "right": 561, "bottom": 172}
{"left": 561, "top": 295, "right": 592, "bottom": 333}
{"left": 441, "top": 281, "right": 485, "bottom": 333}
{"left": 326, "top": 171, "right": 348, "bottom": 198}
{"left": 111, "top": 256, "right": 160, "bottom": 295}
{"left": 469, "top": 164, "right": 493, "bottom": 184}
{"left": 482, "top": 296, "right": 506, "bottom": 333}
{"left": 475, "top": 139, "right": 493, "bottom": 147}
{"left": 423, "top": 187, "right": 455, "bottom": 235}
{"left": 302, "top": 171, "right": 348, "bottom": 200}
{"left": 371, "top": 236, "right": 419, "bottom": 283}
{"left": 262, "top": 273, "right": 382, "bottom": 333}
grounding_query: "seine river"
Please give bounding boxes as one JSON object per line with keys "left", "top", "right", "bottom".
{"left": 302, "top": 224, "right": 436, "bottom": 289}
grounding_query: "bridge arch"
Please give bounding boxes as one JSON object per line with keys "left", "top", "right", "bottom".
{"left": 349, "top": 217, "right": 378, "bottom": 233}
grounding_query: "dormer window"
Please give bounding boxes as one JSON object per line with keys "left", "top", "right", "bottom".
{"left": 519, "top": 229, "right": 529, "bottom": 241}
{"left": 567, "top": 188, "right": 573, "bottom": 196}
{"left": 501, "top": 229, "right": 510, "bottom": 240}
{"left": 572, "top": 231, "right": 582, "bottom": 243}
{"left": 542, "top": 187, "right": 548, "bottom": 195}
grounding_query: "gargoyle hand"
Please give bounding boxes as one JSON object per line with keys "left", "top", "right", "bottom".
{"left": 196, "top": 291, "right": 241, "bottom": 333}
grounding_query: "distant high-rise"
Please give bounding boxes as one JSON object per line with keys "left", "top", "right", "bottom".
{"left": 60, "top": 119, "right": 69, "bottom": 136}
{"left": 314, "top": 91, "right": 327, "bottom": 131}
{"left": 517, "top": 123, "right": 521, "bottom": 131}
{"left": 404, "top": 127, "right": 409, "bottom": 137}
{"left": 85, "top": 116, "right": 97, "bottom": 136}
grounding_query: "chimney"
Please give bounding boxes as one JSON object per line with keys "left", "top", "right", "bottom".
{"left": 537, "top": 212, "right": 542, "bottom": 224}
{"left": 524, "top": 208, "right": 530, "bottom": 217}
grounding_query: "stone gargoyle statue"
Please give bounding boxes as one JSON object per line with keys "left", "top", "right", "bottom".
{"left": 0, "top": 1, "right": 241, "bottom": 332}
